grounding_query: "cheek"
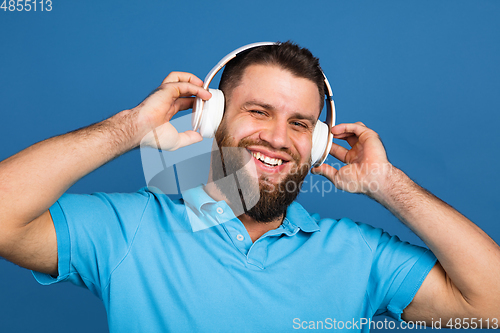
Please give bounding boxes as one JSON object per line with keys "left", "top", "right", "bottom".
{"left": 231, "top": 118, "right": 261, "bottom": 140}
{"left": 293, "top": 135, "right": 313, "bottom": 163}
{"left": 217, "top": 114, "right": 252, "bottom": 142}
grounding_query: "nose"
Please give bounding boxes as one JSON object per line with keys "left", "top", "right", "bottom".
{"left": 258, "top": 118, "right": 291, "bottom": 150}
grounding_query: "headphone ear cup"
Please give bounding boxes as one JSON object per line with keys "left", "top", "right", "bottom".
{"left": 199, "top": 89, "right": 225, "bottom": 138}
{"left": 311, "top": 120, "right": 330, "bottom": 167}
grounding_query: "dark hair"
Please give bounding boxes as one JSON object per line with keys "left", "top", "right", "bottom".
{"left": 219, "top": 41, "right": 325, "bottom": 112}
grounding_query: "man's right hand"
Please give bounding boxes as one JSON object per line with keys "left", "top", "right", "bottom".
{"left": 0, "top": 71, "right": 211, "bottom": 275}
{"left": 133, "top": 72, "right": 212, "bottom": 151}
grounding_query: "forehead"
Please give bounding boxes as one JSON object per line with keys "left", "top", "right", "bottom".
{"left": 228, "top": 64, "right": 322, "bottom": 118}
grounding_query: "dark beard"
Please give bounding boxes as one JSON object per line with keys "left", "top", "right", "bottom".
{"left": 210, "top": 121, "right": 310, "bottom": 223}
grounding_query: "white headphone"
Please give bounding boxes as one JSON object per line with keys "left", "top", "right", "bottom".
{"left": 192, "top": 42, "right": 335, "bottom": 167}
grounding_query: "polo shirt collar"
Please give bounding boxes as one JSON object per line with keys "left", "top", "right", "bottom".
{"left": 284, "top": 201, "right": 320, "bottom": 233}
{"left": 182, "top": 184, "right": 216, "bottom": 213}
{"left": 182, "top": 185, "right": 320, "bottom": 234}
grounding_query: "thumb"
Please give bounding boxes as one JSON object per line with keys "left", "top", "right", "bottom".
{"left": 169, "top": 130, "right": 203, "bottom": 151}
{"left": 311, "top": 164, "right": 338, "bottom": 184}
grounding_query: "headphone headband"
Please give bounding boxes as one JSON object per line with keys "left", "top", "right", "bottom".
{"left": 202, "top": 42, "right": 276, "bottom": 90}
{"left": 193, "top": 42, "right": 275, "bottom": 130}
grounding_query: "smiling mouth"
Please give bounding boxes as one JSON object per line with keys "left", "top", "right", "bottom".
{"left": 250, "top": 151, "right": 284, "bottom": 167}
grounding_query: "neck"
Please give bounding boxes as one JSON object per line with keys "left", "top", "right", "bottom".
{"left": 238, "top": 213, "right": 284, "bottom": 242}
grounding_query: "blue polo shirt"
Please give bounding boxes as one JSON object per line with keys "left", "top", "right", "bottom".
{"left": 33, "top": 186, "right": 436, "bottom": 332}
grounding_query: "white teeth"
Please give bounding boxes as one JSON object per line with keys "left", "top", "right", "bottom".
{"left": 251, "top": 152, "right": 283, "bottom": 166}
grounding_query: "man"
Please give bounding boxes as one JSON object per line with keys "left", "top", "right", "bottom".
{"left": 0, "top": 42, "right": 498, "bottom": 332}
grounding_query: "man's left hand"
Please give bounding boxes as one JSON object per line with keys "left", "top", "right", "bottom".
{"left": 312, "top": 122, "right": 392, "bottom": 197}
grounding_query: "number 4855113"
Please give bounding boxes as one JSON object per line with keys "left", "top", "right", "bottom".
{"left": 1, "top": 0, "right": 52, "bottom": 11}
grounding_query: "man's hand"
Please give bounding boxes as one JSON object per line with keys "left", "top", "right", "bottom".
{"left": 313, "top": 121, "right": 500, "bottom": 323}
{"left": 134, "top": 72, "right": 212, "bottom": 151}
{"left": 312, "top": 122, "right": 392, "bottom": 197}
{"left": 0, "top": 71, "right": 212, "bottom": 275}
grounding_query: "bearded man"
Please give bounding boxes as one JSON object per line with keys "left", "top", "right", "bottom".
{"left": 0, "top": 42, "right": 499, "bottom": 332}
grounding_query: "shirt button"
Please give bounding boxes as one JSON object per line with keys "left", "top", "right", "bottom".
{"left": 216, "top": 207, "right": 224, "bottom": 214}
{"left": 236, "top": 234, "right": 244, "bottom": 241}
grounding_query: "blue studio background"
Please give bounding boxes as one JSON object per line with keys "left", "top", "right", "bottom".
{"left": 1, "top": 1, "right": 499, "bottom": 332}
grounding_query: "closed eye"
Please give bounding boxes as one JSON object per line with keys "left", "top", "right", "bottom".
{"left": 291, "top": 121, "right": 309, "bottom": 129}
{"left": 249, "top": 110, "right": 267, "bottom": 116}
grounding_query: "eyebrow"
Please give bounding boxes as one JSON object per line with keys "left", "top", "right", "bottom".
{"left": 241, "top": 100, "right": 317, "bottom": 125}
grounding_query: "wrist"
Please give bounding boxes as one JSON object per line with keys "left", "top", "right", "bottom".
{"left": 101, "top": 109, "right": 143, "bottom": 152}
{"left": 129, "top": 104, "right": 166, "bottom": 148}
{"left": 368, "top": 165, "right": 423, "bottom": 213}
{"left": 367, "top": 164, "right": 405, "bottom": 202}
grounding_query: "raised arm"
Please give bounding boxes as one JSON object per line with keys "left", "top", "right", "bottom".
{"left": 0, "top": 72, "right": 211, "bottom": 275}
{"left": 312, "top": 122, "right": 500, "bottom": 324}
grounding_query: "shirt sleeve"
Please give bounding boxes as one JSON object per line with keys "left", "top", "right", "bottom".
{"left": 356, "top": 221, "right": 437, "bottom": 321}
{"left": 32, "top": 190, "right": 151, "bottom": 299}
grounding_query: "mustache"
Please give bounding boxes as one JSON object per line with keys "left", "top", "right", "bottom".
{"left": 236, "top": 137, "right": 301, "bottom": 165}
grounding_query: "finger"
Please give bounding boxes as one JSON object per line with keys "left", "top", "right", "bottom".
{"left": 173, "top": 97, "right": 195, "bottom": 112}
{"left": 328, "top": 142, "right": 349, "bottom": 163}
{"left": 162, "top": 72, "right": 204, "bottom": 86}
{"left": 174, "top": 82, "right": 212, "bottom": 100}
{"left": 311, "top": 163, "right": 339, "bottom": 184}
{"left": 331, "top": 123, "right": 371, "bottom": 138}
{"left": 170, "top": 130, "right": 203, "bottom": 151}
{"left": 157, "top": 82, "right": 212, "bottom": 101}
{"left": 332, "top": 132, "right": 359, "bottom": 147}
